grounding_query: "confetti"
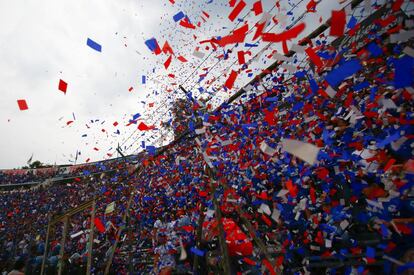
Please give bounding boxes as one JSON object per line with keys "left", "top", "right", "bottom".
{"left": 58, "top": 79, "right": 68, "bottom": 94}
{"left": 281, "top": 139, "right": 320, "bottom": 165}
{"left": 86, "top": 38, "right": 102, "bottom": 52}
{"left": 17, "top": 99, "right": 28, "bottom": 111}
{"left": 228, "top": 0, "right": 246, "bottom": 22}
{"left": 330, "top": 10, "right": 346, "bottom": 37}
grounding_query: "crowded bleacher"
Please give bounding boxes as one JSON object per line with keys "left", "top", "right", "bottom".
{"left": 1, "top": 0, "right": 414, "bottom": 274}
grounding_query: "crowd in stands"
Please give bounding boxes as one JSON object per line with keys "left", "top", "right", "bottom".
{"left": 1, "top": 1, "right": 414, "bottom": 274}
{"left": 0, "top": 158, "right": 131, "bottom": 186}
{"left": 0, "top": 169, "right": 57, "bottom": 185}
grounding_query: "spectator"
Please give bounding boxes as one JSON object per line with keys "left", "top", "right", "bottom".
{"left": 8, "top": 258, "right": 25, "bottom": 275}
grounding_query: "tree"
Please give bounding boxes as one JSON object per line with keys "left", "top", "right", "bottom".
{"left": 22, "top": 160, "right": 49, "bottom": 169}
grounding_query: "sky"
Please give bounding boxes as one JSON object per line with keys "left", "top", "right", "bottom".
{"left": 0, "top": 0, "right": 355, "bottom": 169}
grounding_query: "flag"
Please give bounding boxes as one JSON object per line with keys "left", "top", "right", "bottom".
{"left": 27, "top": 154, "right": 33, "bottom": 164}
{"left": 105, "top": 202, "right": 115, "bottom": 214}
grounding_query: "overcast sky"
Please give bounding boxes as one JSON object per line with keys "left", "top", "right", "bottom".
{"left": 0, "top": 0, "right": 353, "bottom": 169}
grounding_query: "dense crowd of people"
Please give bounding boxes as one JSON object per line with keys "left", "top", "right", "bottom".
{"left": 0, "top": 169, "right": 57, "bottom": 185}
{"left": 1, "top": 1, "right": 414, "bottom": 274}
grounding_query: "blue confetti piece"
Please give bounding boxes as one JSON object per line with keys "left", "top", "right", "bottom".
{"left": 265, "top": 96, "right": 279, "bottom": 102}
{"left": 190, "top": 247, "right": 205, "bottom": 256}
{"left": 87, "top": 38, "right": 102, "bottom": 52}
{"left": 393, "top": 55, "right": 414, "bottom": 88}
{"left": 132, "top": 113, "right": 141, "bottom": 120}
{"left": 347, "top": 16, "right": 357, "bottom": 29}
{"left": 173, "top": 11, "right": 185, "bottom": 22}
{"left": 367, "top": 42, "right": 383, "bottom": 57}
{"left": 397, "top": 263, "right": 414, "bottom": 274}
{"left": 244, "top": 43, "right": 259, "bottom": 47}
{"left": 309, "top": 78, "right": 318, "bottom": 94}
{"left": 142, "top": 75, "right": 146, "bottom": 84}
{"left": 380, "top": 224, "right": 388, "bottom": 237}
{"left": 295, "top": 71, "right": 306, "bottom": 78}
{"left": 353, "top": 81, "right": 369, "bottom": 92}
{"left": 366, "top": 247, "right": 375, "bottom": 258}
{"left": 143, "top": 196, "right": 155, "bottom": 202}
{"left": 146, "top": 145, "right": 156, "bottom": 155}
{"left": 325, "top": 59, "right": 362, "bottom": 87}
{"left": 145, "top": 38, "right": 159, "bottom": 53}
{"left": 370, "top": 87, "right": 377, "bottom": 101}
{"left": 318, "top": 51, "right": 335, "bottom": 60}
{"left": 292, "top": 101, "right": 304, "bottom": 112}
{"left": 377, "top": 131, "right": 400, "bottom": 148}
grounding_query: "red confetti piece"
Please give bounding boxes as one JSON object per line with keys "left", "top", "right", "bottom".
{"left": 252, "top": 1, "right": 263, "bottom": 16}
{"left": 310, "top": 187, "right": 316, "bottom": 204}
{"left": 286, "top": 179, "right": 298, "bottom": 198}
{"left": 199, "top": 190, "right": 208, "bottom": 197}
{"left": 376, "top": 15, "right": 397, "bottom": 28}
{"left": 162, "top": 41, "right": 174, "bottom": 55}
{"left": 66, "top": 121, "right": 74, "bottom": 126}
{"left": 218, "top": 24, "right": 249, "bottom": 47}
{"left": 330, "top": 10, "right": 346, "bottom": 37}
{"left": 384, "top": 158, "right": 396, "bottom": 172}
{"left": 305, "top": 47, "right": 323, "bottom": 68}
{"left": 237, "top": 51, "right": 245, "bottom": 65}
{"left": 58, "top": 79, "right": 68, "bottom": 94}
{"left": 282, "top": 40, "right": 289, "bottom": 54}
{"left": 202, "top": 11, "right": 210, "bottom": 18}
{"left": 392, "top": 0, "right": 404, "bottom": 11}
{"left": 113, "top": 121, "right": 118, "bottom": 127}
{"left": 17, "top": 99, "right": 28, "bottom": 111}
{"left": 138, "top": 122, "right": 155, "bottom": 131}
{"left": 243, "top": 257, "right": 256, "bottom": 265}
{"left": 253, "top": 22, "right": 265, "bottom": 40}
{"left": 261, "top": 214, "right": 272, "bottom": 226}
{"left": 177, "top": 55, "right": 188, "bottom": 62}
{"left": 179, "top": 18, "right": 196, "bottom": 29}
{"left": 306, "top": 0, "right": 317, "bottom": 12}
{"left": 262, "top": 22, "right": 306, "bottom": 42}
{"left": 276, "top": 255, "right": 284, "bottom": 267}
{"left": 93, "top": 147, "right": 99, "bottom": 151}
{"left": 94, "top": 217, "right": 105, "bottom": 233}
{"left": 316, "top": 167, "right": 329, "bottom": 179}
{"left": 224, "top": 70, "right": 238, "bottom": 90}
{"left": 228, "top": 0, "right": 246, "bottom": 22}
{"left": 229, "top": 0, "right": 237, "bottom": 7}
{"left": 128, "top": 87, "right": 133, "bottom": 92}
{"left": 262, "top": 259, "right": 276, "bottom": 275}
{"left": 164, "top": 55, "right": 172, "bottom": 69}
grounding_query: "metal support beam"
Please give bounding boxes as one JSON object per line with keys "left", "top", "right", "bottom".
{"left": 40, "top": 216, "right": 52, "bottom": 275}
{"left": 207, "top": 167, "right": 231, "bottom": 275}
{"left": 86, "top": 198, "right": 96, "bottom": 275}
{"left": 57, "top": 216, "right": 69, "bottom": 275}
{"left": 104, "top": 191, "right": 136, "bottom": 275}
{"left": 192, "top": 203, "right": 205, "bottom": 274}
